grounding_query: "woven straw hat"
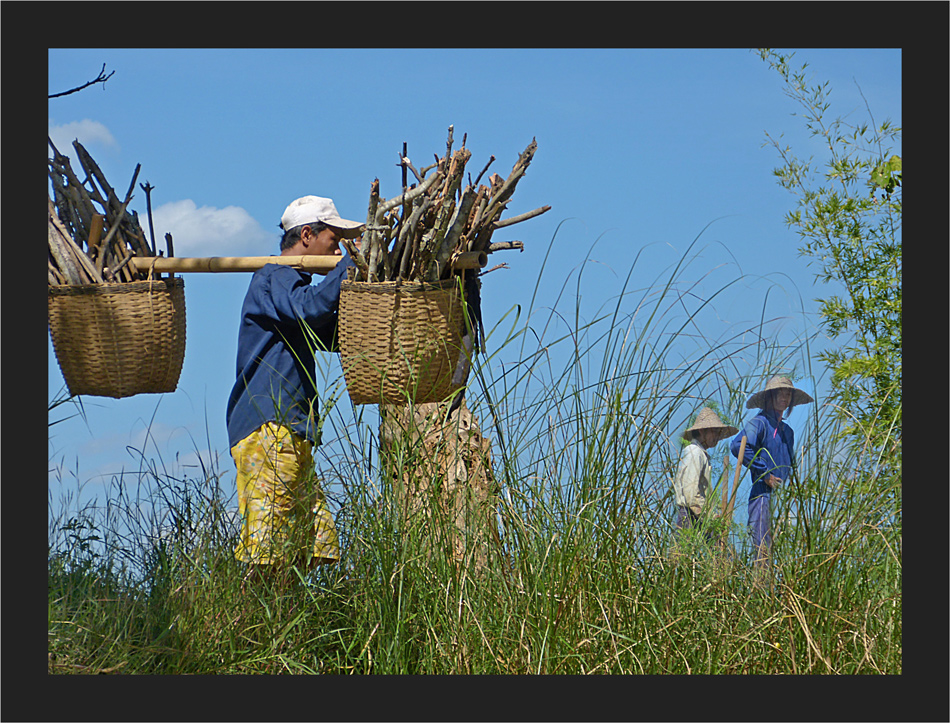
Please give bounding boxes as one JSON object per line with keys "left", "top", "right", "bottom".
{"left": 746, "top": 375, "right": 814, "bottom": 409}
{"left": 682, "top": 407, "right": 739, "bottom": 441}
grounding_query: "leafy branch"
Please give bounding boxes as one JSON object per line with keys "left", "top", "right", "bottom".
{"left": 758, "top": 49, "right": 901, "bottom": 474}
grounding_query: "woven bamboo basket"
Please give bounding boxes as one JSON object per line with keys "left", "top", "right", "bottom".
{"left": 338, "top": 278, "right": 466, "bottom": 406}
{"left": 48, "top": 278, "right": 187, "bottom": 398}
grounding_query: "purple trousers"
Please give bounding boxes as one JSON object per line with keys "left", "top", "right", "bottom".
{"left": 748, "top": 493, "right": 772, "bottom": 561}
{"left": 676, "top": 507, "right": 716, "bottom": 543}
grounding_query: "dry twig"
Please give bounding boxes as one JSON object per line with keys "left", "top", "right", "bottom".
{"left": 48, "top": 140, "right": 155, "bottom": 285}
{"left": 350, "top": 127, "right": 545, "bottom": 285}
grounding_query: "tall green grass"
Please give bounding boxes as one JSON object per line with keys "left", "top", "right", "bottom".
{"left": 48, "top": 233, "right": 901, "bottom": 675}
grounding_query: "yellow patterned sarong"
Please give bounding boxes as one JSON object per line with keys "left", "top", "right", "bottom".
{"left": 231, "top": 422, "right": 339, "bottom": 566}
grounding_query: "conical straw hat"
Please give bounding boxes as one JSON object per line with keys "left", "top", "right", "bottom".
{"left": 746, "top": 375, "right": 814, "bottom": 409}
{"left": 682, "top": 407, "right": 739, "bottom": 441}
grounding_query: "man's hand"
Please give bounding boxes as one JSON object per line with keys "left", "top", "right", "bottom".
{"left": 766, "top": 474, "right": 783, "bottom": 489}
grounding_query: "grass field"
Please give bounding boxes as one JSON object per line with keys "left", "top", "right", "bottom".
{"left": 48, "top": 239, "right": 901, "bottom": 677}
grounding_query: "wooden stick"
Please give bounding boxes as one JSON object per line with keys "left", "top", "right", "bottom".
{"left": 49, "top": 197, "right": 104, "bottom": 284}
{"left": 466, "top": 185, "right": 490, "bottom": 237}
{"left": 487, "top": 240, "right": 524, "bottom": 253}
{"left": 361, "top": 178, "right": 380, "bottom": 279}
{"left": 140, "top": 181, "right": 157, "bottom": 256}
{"left": 399, "top": 152, "right": 423, "bottom": 183}
{"left": 492, "top": 205, "right": 551, "bottom": 229}
{"left": 472, "top": 154, "right": 495, "bottom": 188}
{"left": 724, "top": 435, "right": 747, "bottom": 526}
{"left": 431, "top": 184, "right": 478, "bottom": 281}
{"left": 48, "top": 214, "right": 83, "bottom": 284}
{"left": 720, "top": 454, "right": 731, "bottom": 519}
{"left": 49, "top": 259, "right": 67, "bottom": 285}
{"left": 129, "top": 251, "right": 487, "bottom": 276}
{"left": 394, "top": 194, "right": 431, "bottom": 280}
{"left": 87, "top": 214, "right": 104, "bottom": 259}
{"left": 375, "top": 169, "right": 442, "bottom": 219}
{"left": 131, "top": 255, "right": 345, "bottom": 275}
{"left": 49, "top": 156, "right": 97, "bottom": 239}
{"left": 339, "top": 236, "right": 369, "bottom": 279}
{"left": 479, "top": 138, "right": 538, "bottom": 228}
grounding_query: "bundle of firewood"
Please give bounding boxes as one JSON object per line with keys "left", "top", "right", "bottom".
{"left": 48, "top": 138, "right": 167, "bottom": 285}
{"left": 342, "top": 127, "right": 548, "bottom": 283}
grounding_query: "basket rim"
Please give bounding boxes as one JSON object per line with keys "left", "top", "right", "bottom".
{"left": 49, "top": 278, "right": 185, "bottom": 296}
{"left": 340, "top": 277, "right": 462, "bottom": 294}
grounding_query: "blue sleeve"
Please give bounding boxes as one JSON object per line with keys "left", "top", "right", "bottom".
{"left": 729, "top": 429, "right": 744, "bottom": 460}
{"left": 730, "top": 418, "right": 760, "bottom": 461}
{"left": 733, "top": 417, "right": 771, "bottom": 482}
{"left": 265, "top": 257, "right": 353, "bottom": 331}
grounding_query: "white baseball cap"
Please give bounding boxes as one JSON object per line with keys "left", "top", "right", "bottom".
{"left": 280, "top": 195, "right": 364, "bottom": 237}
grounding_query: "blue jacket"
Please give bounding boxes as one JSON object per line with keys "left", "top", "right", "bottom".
{"left": 730, "top": 409, "right": 795, "bottom": 502}
{"left": 226, "top": 257, "right": 354, "bottom": 449}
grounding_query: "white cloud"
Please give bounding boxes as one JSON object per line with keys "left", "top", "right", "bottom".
{"left": 150, "top": 199, "right": 276, "bottom": 257}
{"left": 48, "top": 118, "right": 117, "bottom": 159}
{"left": 47, "top": 120, "right": 276, "bottom": 257}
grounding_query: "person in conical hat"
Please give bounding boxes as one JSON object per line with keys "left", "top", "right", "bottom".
{"left": 673, "top": 407, "right": 739, "bottom": 537}
{"left": 729, "top": 376, "right": 814, "bottom": 567}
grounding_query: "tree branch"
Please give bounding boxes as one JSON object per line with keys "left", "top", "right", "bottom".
{"left": 48, "top": 64, "right": 115, "bottom": 99}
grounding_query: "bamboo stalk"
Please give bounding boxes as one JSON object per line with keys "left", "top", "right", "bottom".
{"left": 128, "top": 251, "right": 487, "bottom": 276}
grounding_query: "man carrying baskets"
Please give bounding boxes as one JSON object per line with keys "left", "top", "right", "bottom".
{"left": 226, "top": 196, "right": 363, "bottom": 582}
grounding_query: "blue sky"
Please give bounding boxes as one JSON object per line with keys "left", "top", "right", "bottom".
{"left": 48, "top": 48, "right": 901, "bottom": 524}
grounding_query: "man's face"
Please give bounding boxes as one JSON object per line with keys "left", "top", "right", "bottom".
{"left": 304, "top": 225, "right": 344, "bottom": 256}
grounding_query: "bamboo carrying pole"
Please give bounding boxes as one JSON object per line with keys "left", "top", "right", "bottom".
{"left": 129, "top": 251, "right": 487, "bottom": 276}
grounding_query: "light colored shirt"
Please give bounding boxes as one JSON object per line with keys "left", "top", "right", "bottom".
{"left": 673, "top": 439, "right": 711, "bottom": 515}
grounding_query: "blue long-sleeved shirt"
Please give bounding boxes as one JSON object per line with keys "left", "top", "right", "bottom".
{"left": 226, "top": 256, "right": 354, "bottom": 449}
{"left": 729, "top": 409, "right": 795, "bottom": 502}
